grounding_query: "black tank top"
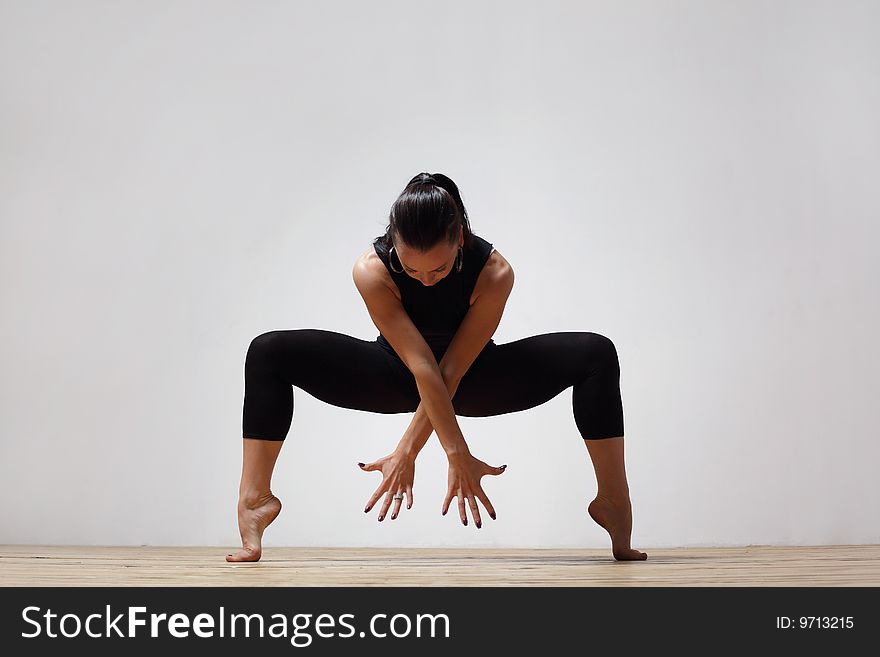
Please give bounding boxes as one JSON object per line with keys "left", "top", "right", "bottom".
{"left": 373, "top": 234, "right": 496, "bottom": 360}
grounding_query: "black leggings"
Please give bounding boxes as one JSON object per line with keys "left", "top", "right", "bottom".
{"left": 241, "top": 330, "right": 624, "bottom": 441}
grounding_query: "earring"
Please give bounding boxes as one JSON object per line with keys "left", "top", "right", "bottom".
{"left": 388, "top": 246, "right": 404, "bottom": 274}
{"left": 456, "top": 246, "right": 463, "bottom": 272}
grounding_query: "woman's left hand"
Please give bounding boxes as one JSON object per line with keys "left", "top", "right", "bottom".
{"left": 443, "top": 451, "right": 507, "bottom": 528}
{"left": 358, "top": 449, "right": 416, "bottom": 522}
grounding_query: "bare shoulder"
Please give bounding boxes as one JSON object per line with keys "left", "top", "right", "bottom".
{"left": 471, "top": 248, "right": 514, "bottom": 305}
{"left": 353, "top": 246, "right": 401, "bottom": 301}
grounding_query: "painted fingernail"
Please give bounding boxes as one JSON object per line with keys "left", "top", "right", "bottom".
{"left": 501, "top": 464, "right": 507, "bottom": 469}
{"left": 358, "top": 462, "right": 365, "bottom": 468}
{"left": 476, "top": 522, "right": 482, "bottom": 528}
{"left": 364, "top": 506, "right": 370, "bottom": 513}
{"left": 391, "top": 514, "right": 397, "bottom": 520}
{"left": 490, "top": 512, "right": 496, "bottom": 520}
{"left": 378, "top": 515, "right": 383, "bottom": 521}
{"left": 463, "top": 518, "right": 468, "bottom": 526}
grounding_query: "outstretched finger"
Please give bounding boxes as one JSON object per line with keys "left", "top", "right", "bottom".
{"left": 364, "top": 482, "right": 387, "bottom": 514}
{"left": 405, "top": 484, "right": 413, "bottom": 510}
{"left": 468, "top": 494, "right": 482, "bottom": 528}
{"left": 378, "top": 490, "right": 396, "bottom": 522}
{"left": 475, "top": 488, "right": 497, "bottom": 520}
{"left": 442, "top": 489, "right": 454, "bottom": 516}
{"left": 458, "top": 493, "right": 467, "bottom": 526}
{"left": 390, "top": 491, "right": 404, "bottom": 520}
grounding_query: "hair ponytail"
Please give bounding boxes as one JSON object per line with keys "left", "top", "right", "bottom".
{"left": 374, "top": 172, "right": 475, "bottom": 254}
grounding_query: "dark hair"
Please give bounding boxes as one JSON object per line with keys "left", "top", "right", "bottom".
{"left": 373, "top": 172, "right": 475, "bottom": 255}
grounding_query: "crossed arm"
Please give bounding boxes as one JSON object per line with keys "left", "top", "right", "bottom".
{"left": 396, "top": 262, "right": 515, "bottom": 459}
{"left": 355, "top": 256, "right": 514, "bottom": 524}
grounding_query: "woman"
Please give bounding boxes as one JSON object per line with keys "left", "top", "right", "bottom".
{"left": 228, "top": 172, "right": 647, "bottom": 563}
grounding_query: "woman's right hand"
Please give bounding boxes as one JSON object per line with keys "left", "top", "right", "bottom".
{"left": 443, "top": 451, "right": 507, "bottom": 528}
{"left": 358, "top": 448, "right": 417, "bottom": 522}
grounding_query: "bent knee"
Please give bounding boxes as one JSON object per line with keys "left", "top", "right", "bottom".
{"left": 247, "top": 331, "right": 282, "bottom": 358}
{"left": 581, "top": 332, "right": 620, "bottom": 374}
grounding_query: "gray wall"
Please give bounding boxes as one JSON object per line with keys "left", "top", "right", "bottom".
{"left": 1, "top": 0, "right": 878, "bottom": 548}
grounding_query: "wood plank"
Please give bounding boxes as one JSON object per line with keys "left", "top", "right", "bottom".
{"left": 1, "top": 545, "right": 878, "bottom": 587}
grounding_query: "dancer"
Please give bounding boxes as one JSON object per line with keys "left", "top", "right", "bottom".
{"left": 228, "top": 172, "right": 647, "bottom": 563}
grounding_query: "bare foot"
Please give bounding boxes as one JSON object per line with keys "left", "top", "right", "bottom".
{"left": 588, "top": 495, "right": 648, "bottom": 561}
{"left": 226, "top": 493, "right": 282, "bottom": 562}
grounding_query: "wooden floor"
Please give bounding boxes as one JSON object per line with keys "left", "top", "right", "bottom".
{"left": 1, "top": 545, "right": 877, "bottom": 586}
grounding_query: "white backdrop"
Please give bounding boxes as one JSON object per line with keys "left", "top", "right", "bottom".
{"left": 1, "top": 0, "right": 878, "bottom": 550}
